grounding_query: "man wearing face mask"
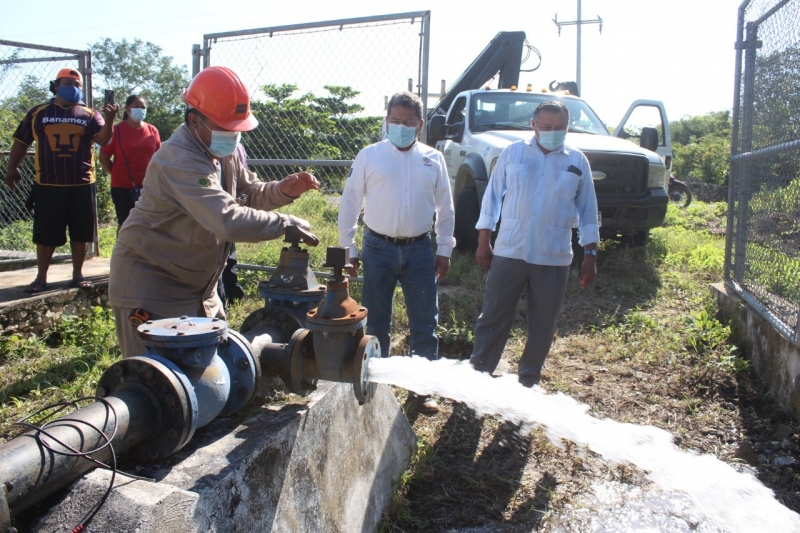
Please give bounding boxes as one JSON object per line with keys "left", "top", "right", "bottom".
{"left": 5, "top": 68, "right": 117, "bottom": 293}
{"left": 109, "top": 66, "right": 319, "bottom": 358}
{"left": 338, "top": 91, "right": 455, "bottom": 415}
{"left": 469, "top": 100, "right": 599, "bottom": 387}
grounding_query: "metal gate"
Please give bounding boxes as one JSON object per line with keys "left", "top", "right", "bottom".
{"left": 195, "top": 11, "right": 431, "bottom": 194}
{"left": 0, "top": 40, "right": 95, "bottom": 260}
{"left": 726, "top": 0, "right": 800, "bottom": 343}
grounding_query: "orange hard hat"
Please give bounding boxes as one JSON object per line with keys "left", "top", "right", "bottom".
{"left": 56, "top": 68, "right": 82, "bottom": 82}
{"left": 182, "top": 66, "right": 258, "bottom": 132}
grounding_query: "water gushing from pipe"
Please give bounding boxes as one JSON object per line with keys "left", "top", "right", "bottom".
{"left": 366, "top": 356, "right": 800, "bottom": 532}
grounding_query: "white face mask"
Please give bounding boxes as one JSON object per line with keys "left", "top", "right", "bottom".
{"left": 195, "top": 117, "right": 241, "bottom": 158}
{"left": 129, "top": 108, "right": 146, "bottom": 122}
{"left": 537, "top": 130, "right": 567, "bottom": 150}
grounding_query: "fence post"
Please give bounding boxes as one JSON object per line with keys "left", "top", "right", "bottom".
{"left": 419, "top": 11, "right": 431, "bottom": 144}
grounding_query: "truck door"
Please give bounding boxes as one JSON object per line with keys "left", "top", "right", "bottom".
{"left": 612, "top": 100, "right": 673, "bottom": 169}
{"left": 442, "top": 96, "right": 469, "bottom": 179}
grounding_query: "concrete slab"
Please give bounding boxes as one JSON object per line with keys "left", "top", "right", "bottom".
{"left": 0, "top": 256, "right": 109, "bottom": 308}
{"left": 29, "top": 382, "right": 416, "bottom": 533}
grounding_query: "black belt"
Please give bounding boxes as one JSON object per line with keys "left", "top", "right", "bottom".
{"left": 366, "top": 227, "right": 429, "bottom": 245}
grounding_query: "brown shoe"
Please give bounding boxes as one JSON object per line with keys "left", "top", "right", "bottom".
{"left": 418, "top": 396, "right": 440, "bottom": 415}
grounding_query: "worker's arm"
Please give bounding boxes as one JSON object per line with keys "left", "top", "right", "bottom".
{"left": 4, "top": 140, "right": 29, "bottom": 191}
{"left": 93, "top": 104, "right": 119, "bottom": 146}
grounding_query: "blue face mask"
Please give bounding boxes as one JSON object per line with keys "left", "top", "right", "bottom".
{"left": 537, "top": 130, "right": 567, "bottom": 151}
{"left": 199, "top": 118, "right": 241, "bottom": 158}
{"left": 57, "top": 86, "right": 82, "bottom": 104}
{"left": 129, "top": 108, "right": 146, "bottom": 122}
{"left": 387, "top": 123, "right": 418, "bottom": 149}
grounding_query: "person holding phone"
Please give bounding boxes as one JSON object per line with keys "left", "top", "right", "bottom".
{"left": 4, "top": 67, "right": 117, "bottom": 293}
{"left": 99, "top": 95, "right": 161, "bottom": 229}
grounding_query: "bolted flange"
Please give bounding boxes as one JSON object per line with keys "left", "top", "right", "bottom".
{"left": 138, "top": 317, "right": 226, "bottom": 367}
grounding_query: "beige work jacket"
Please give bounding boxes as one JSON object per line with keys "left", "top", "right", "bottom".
{"left": 108, "top": 124, "right": 295, "bottom": 319}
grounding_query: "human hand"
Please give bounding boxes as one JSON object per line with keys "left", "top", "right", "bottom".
{"left": 580, "top": 256, "right": 597, "bottom": 288}
{"left": 435, "top": 255, "right": 450, "bottom": 280}
{"left": 476, "top": 241, "right": 493, "bottom": 270}
{"left": 102, "top": 103, "right": 119, "bottom": 124}
{"left": 280, "top": 172, "right": 320, "bottom": 198}
{"left": 5, "top": 168, "right": 21, "bottom": 191}
{"left": 346, "top": 257, "right": 360, "bottom": 277}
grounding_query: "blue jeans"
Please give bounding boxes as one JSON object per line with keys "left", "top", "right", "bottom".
{"left": 361, "top": 231, "right": 439, "bottom": 360}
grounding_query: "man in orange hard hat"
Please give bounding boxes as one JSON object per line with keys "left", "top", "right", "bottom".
{"left": 5, "top": 67, "right": 118, "bottom": 293}
{"left": 109, "top": 66, "right": 320, "bottom": 358}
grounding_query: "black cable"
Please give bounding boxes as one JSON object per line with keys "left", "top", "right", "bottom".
{"left": 520, "top": 40, "right": 543, "bottom": 72}
{"left": 14, "top": 397, "right": 154, "bottom": 532}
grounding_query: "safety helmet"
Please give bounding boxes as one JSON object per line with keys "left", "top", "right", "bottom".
{"left": 55, "top": 68, "right": 82, "bottom": 82}
{"left": 182, "top": 66, "right": 258, "bottom": 132}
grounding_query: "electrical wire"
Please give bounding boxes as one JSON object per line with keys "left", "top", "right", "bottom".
{"left": 520, "top": 40, "right": 542, "bottom": 72}
{"left": 14, "top": 397, "right": 154, "bottom": 532}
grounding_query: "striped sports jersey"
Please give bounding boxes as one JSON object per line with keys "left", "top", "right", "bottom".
{"left": 13, "top": 102, "right": 104, "bottom": 186}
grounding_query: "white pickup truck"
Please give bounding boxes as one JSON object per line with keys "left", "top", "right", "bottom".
{"left": 426, "top": 87, "right": 673, "bottom": 250}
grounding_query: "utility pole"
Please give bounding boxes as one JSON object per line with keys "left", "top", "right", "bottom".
{"left": 553, "top": 0, "right": 603, "bottom": 96}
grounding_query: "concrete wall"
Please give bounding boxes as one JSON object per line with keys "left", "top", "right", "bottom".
{"left": 712, "top": 282, "right": 800, "bottom": 417}
{"left": 29, "top": 382, "right": 416, "bottom": 533}
{"left": 0, "top": 283, "right": 109, "bottom": 337}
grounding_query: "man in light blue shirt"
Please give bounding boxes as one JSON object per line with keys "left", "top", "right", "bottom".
{"left": 470, "top": 101, "right": 599, "bottom": 387}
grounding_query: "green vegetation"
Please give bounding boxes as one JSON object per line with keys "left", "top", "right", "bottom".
{"left": 670, "top": 110, "right": 731, "bottom": 184}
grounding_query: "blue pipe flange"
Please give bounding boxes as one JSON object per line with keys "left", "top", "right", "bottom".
{"left": 98, "top": 355, "right": 199, "bottom": 460}
{"left": 352, "top": 335, "right": 379, "bottom": 405}
{"left": 239, "top": 306, "right": 306, "bottom": 343}
{"left": 138, "top": 317, "right": 227, "bottom": 368}
{"left": 217, "top": 329, "right": 261, "bottom": 417}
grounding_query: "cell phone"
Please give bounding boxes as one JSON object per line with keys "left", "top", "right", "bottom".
{"left": 104, "top": 89, "right": 115, "bottom": 106}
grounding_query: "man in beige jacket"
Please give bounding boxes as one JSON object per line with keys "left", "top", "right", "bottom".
{"left": 109, "top": 66, "right": 319, "bottom": 358}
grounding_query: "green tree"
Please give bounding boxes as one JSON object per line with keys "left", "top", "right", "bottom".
{"left": 669, "top": 111, "right": 731, "bottom": 184}
{"left": 90, "top": 38, "right": 190, "bottom": 139}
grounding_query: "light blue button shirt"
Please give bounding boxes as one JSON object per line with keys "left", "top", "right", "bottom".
{"left": 476, "top": 138, "right": 599, "bottom": 266}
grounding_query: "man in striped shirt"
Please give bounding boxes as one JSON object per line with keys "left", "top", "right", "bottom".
{"left": 5, "top": 68, "right": 117, "bottom": 292}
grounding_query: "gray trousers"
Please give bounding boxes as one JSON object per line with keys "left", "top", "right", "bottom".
{"left": 469, "top": 256, "right": 569, "bottom": 384}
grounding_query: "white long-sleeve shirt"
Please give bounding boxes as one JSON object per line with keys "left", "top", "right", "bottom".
{"left": 339, "top": 139, "right": 456, "bottom": 258}
{"left": 476, "top": 138, "right": 599, "bottom": 266}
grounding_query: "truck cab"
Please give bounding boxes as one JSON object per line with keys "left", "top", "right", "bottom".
{"left": 427, "top": 87, "right": 672, "bottom": 250}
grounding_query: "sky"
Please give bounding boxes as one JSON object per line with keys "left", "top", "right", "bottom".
{"left": 1, "top": 0, "right": 744, "bottom": 127}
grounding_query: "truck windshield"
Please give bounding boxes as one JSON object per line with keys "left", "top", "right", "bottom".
{"left": 471, "top": 93, "right": 609, "bottom": 136}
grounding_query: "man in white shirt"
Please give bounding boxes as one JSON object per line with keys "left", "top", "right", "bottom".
{"left": 339, "top": 92, "right": 456, "bottom": 414}
{"left": 470, "top": 101, "right": 599, "bottom": 387}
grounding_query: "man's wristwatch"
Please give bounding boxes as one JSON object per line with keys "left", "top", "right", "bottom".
{"left": 585, "top": 249, "right": 598, "bottom": 257}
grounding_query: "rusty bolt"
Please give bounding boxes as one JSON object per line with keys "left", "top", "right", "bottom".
{"left": 171, "top": 325, "right": 178, "bottom": 329}
{"left": 238, "top": 387, "right": 249, "bottom": 399}
{"left": 212, "top": 317, "right": 220, "bottom": 322}
{"left": 146, "top": 320, "right": 154, "bottom": 325}
{"left": 166, "top": 429, "right": 178, "bottom": 440}
{"left": 238, "top": 359, "right": 250, "bottom": 370}
{"left": 165, "top": 394, "right": 176, "bottom": 407}
{"left": 359, "top": 308, "right": 366, "bottom": 312}
{"left": 95, "top": 386, "right": 107, "bottom": 398}
{"left": 177, "top": 331, "right": 186, "bottom": 336}
{"left": 180, "top": 315, "right": 188, "bottom": 320}
{"left": 350, "top": 313, "right": 357, "bottom": 318}
{"left": 114, "top": 365, "right": 124, "bottom": 377}
{"left": 142, "top": 329, "right": 150, "bottom": 333}
{"left": 4, "top": 481, "right": 13, "bottom": 493}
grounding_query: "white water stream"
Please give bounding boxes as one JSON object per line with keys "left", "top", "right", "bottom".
{"left": 366, "top": 356, "right": 800, "bottom": 533}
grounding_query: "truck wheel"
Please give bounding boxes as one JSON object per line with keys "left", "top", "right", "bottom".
{"left": 454, "top": 187, "right": 480, "bottom": 252}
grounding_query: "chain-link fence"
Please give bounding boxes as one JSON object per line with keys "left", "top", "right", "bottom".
{"left": 197, "top": 11, "right": 430, "bottom": 195}
{"left": 0, "top": 40, "right": 95, "bottom": 260}
{"left": 726, "top": 0, "right": 800, "bottom": 343}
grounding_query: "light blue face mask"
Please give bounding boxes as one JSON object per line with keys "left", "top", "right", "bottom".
{"left": 537, "top": 130, "right": 567, "bottom": 151}
{"left": 387, "top": 123, "right": 418, "bottom": 149}
{"left": 199, "top": 118, "right": 241, "bottom": 158}
{"left": 129, "top": 108, "right": 146, "bottom": 122}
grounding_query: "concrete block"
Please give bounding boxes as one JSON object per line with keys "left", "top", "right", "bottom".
{"left": 29, "top": 382, "right": 415, "bottom": 532}
{"left": 712, "top": 282, "right": 800, "bottom": 417}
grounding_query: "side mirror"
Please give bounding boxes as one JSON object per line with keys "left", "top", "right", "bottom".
{"left": 640, "top": 127, "right": 659, "bottom": 152}
{"left": 427, "top": 115, "right": 446, "bottom": 142}
{"left": 447, "top": 122, "right": 465, "bottom": 143}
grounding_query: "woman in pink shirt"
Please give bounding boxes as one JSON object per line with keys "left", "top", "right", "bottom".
{"left": 100, "top": 95, "right": 161, "bottom": 229}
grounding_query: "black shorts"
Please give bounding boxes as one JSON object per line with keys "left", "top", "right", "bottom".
{"left": 110, "top": 187, "right": 136, "bottom": 226}
{"left": 32, "top": 183, "right": 96, "bottom": 247}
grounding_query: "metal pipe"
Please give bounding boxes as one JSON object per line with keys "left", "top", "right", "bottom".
{"left": 247, "top": 159, "right": 353, "bottom": 167}
{"left": 203, "top": 11, "right": 431, "bottom": 41}
{"left": 0, "top": 39, "right": 86, "bottom": 55}
{"left": 0, "top": 56, "right": 80, "bottom": 65}
{"left": 238, "top": 263, "right": 364, "bottom": 283}
{"left": 419, "top": 12, "right": 431, "bottom": 144}
{"left": 0, "top": 389, "right": 154, "bottom": 516}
